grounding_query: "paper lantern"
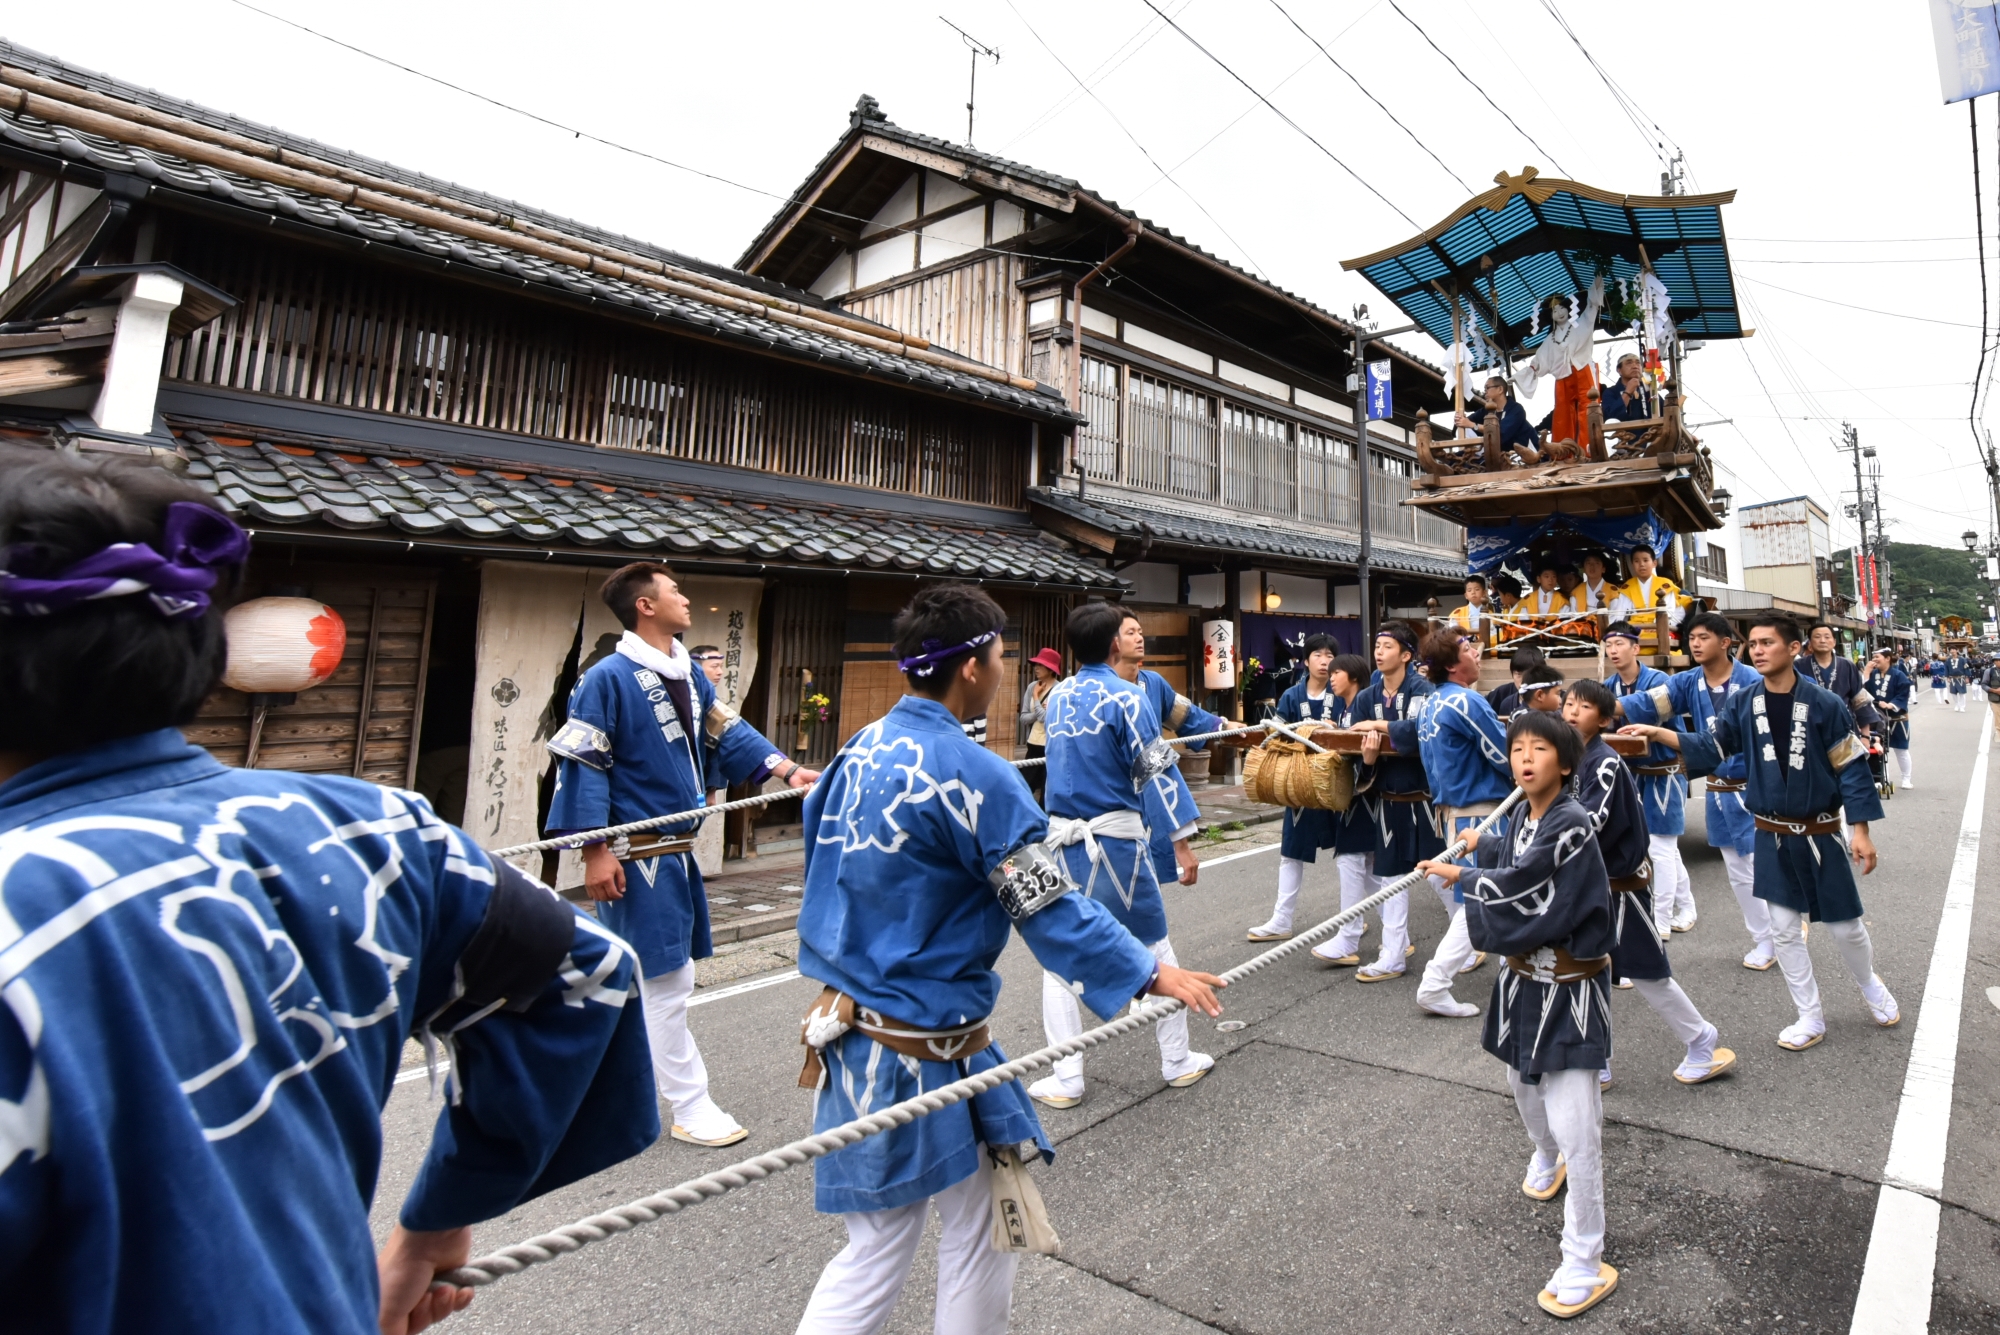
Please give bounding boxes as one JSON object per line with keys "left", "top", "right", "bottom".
{"left": 223, "top": 597, "right": 347, "bottom": 694}
{"left": 1201, "top": 619, "right": 1236, "bottom": 690}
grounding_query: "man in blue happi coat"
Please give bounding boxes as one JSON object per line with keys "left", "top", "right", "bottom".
{"left": 1111, "top": 609, "right": 1223, "bottom": 891}
{"left": 546, "top": 561, "right": 816, "bottom": 1148}
{"left": 0, "top": 446, "right": 657, "bottom": 1335}
{"left": 793, "top": 584, "right": 1222, "bottom": 1333}
{"left": 1621, "top": 614, "right": 1899, "bottom": 1052}
{"left": 1246, "top": 636, "right": 1375, "bottom": 954}
{"left": 1602, "top": 621, "right": 1696, "bottom": 937}
{"left": 1029, "top": 602, "right": 1216, "bottom": 1108}
{"left": 1335, "top": 626, "right": 1445, "bottom": 981}
{"left": 1864, "top": 647, "right": 1914, "bottom": 790}
{"left": 1357, "top": 626, "right": 1509, "bottom": 1017}
{"left": 1613, "top": 611, "right": 1775, "bottom": 970}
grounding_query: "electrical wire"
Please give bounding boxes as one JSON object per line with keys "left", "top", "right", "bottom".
{"left": 1004, "top": 0, "right": 1271, "bottom": 275}
{"left": 1734, "top": 275, "right": 1983, "bottom": 331}
{"left": 1263, "top": 0, "right": 1471, "bottom": 192}
{"left": 224, "top": 0, "right": 786, "bottom": 203}
{"left": 994, "top": 0, "right": 1196, "bottom": 153}
{"left": 1378, "top": 0, "right": 1570, "bottom": 178}
{"left": 1134, "top": 0, "right": 1417, "bottom": 227}
{"left": 1534, "top": 0, "right": 1675, "bottom": 172}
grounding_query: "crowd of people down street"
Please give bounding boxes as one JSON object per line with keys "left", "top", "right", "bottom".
{"left": 0, "top": 444, "right": 1942, "bottom": 1331}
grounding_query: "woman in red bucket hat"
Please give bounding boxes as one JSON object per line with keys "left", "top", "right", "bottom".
{"left": 1019, "top": 647, "right": 1065, "bottom": 800}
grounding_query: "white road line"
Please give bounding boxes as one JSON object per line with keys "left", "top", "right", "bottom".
{"left": 1196, "top": 840, "right": 1283, "bottom": 869}
{"left": 1849, "top": 724, "right": 1990, "bottom": 1335}
{"left": 688, "top": 969, "right": 804, "bottom": 1007}
{"left": 395, "top": 1062, "right": 446, "bottom": 1086}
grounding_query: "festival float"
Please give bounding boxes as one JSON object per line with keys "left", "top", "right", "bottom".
{"left": 1340, "top": 167, "right": 1743, "bottom": 673}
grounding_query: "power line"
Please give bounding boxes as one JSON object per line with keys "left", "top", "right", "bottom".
{"left": 994, "top": 1, "right": 1194, "bottom": 153}
{"left": 225, "top": 0, "right": 786, "bottom": 203}
{"left": 1534, "top": 0, "right": 1675, "bottom": 171}
{"left": 1735, "top": 274, "right": 1984, "bottom": 330}
{"left": 1263, "top": 0, "right": 1470, "bottom": 192}
{"left": 1134, "top": 0, "right": 1417, "bottom": 227}
{"left": 1378, "top": 0, "right": 1570, "bottom": 178}
{"left": 1003, "top": 0, "right": 1270, "bottom": 274}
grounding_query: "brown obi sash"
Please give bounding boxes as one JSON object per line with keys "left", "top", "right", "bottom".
{"left": 616, "top": 833, "right": 697, "bottom": 859}
{"left": 1380, "top": 791, "right": 1432, "bottom": 804}
{"left": 1753, "top": 812, "right": 1842, "bottom": 837}
{"left": 798, "top": 986, "right": 992, "bottom": 1089}
{"left": 1705, "top": 778, "right": 1746, "bottom": 793}
{"left": 1608, "top": 863, "right": 1653, "bottom": 895}
{"left": 1505, "top": 947, "right": 1611, "bottom": 984}
{"left": 1631, "top": 761, "right": 1684, "bottom": 777}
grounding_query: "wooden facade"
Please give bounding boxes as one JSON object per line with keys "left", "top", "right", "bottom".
{"left": 184, "top": 559, "right": 436, "bottom": 785}
{"left": 158, "top": 226, "right": 1033, "bottom": 509}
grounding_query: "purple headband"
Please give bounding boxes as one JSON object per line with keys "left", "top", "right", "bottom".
{"left": 898, "top": 628, "right": 1000, "bottom": 677}
{"left": 0, "top": 502, "right": 248, "bottom": 620}
{"left": 1603, "top": 626, "right": 1642, "bottom": 645}
{"left": 1375, "top": 624, "right": 1417, "bottom": 652}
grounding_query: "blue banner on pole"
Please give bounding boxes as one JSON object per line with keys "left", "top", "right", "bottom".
{"left": 1365, "top": 360, "right": 1393, "bottom": 422}
{"left": 1932, "top": 0, "right": 2000, "bottom": 103}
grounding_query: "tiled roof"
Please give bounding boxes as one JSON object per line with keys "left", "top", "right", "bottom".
{"left": 174, "top": 427, "right": 1122, "bottom": 589}
{"left": 0, "top": 43, "right": 1077, "bottom": 424}
{"left": 1027, "top": 487, "right": 1464, "bottom": 581}
{"left": 742, "top": 98, "right": 1445, "bottom": 381}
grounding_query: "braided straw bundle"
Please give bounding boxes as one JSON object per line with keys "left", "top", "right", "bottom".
{"left": 1242, "top": 736, "right": 1352, "bottom": 811}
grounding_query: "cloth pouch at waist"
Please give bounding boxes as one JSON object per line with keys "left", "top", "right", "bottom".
{"left": 799, "top": 986, "right": 991, "bottom": 1089}
{"left": 1753, "top": 812, "right": 1841, "bottom": 837}
{"left": 1505, "top": 946, "right": 1611, "bottom": 983}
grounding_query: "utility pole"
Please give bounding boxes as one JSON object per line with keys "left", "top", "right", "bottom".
{"left": 940, "top": 19, "right": 1000, "bottom": 147}
{"left": 1840, "top": 422, "right": 1870, "bottom": 651}
{"left": 1868, "top": 449, "right": 1890, "bottom": 636}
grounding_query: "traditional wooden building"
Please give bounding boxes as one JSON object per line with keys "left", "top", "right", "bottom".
{"left": 740, "top": 96, "right": 1467, "bottom": 699}
{"left": 0, "top": 43, "right": 1119, "bottom": 869}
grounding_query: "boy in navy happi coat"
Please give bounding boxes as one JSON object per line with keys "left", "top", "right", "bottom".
{"left": 1602, "top": 621, "right": 1695, "bottom": 936}
{"left": 0, "top": 448, "right": 657, "bottom": 1335}
{"left": 1567, "top": 681, "right": 1734, "bottom": 1090}
{"left": 1621, "top": 615, "right": 1899, "bottom": 1051}
{"left": 1864, "top": 647, "right": 1914, "bottom": 789}
{"left": 1344, "top": 625, "right": 1443, "bottom": 980}
{"left": 1365, "top": 627, "right": 1510, "bottom": 1017}
{"left": 793, "top": 584, "right": 1223, "bottom": 1334}
{"left": 1246, "top": 637, "right": 1376, "bottom": 958}
{"left": 1613, "top": 611, "right": 1775, "bottom": 969}
{"left": 1030, "top": 602, "right": 1216, "bottom": 1108}
{"left": 1420, "top": 710, "right": 1620, "bottom": 1319}
{"left": 546, "top": 561, "right": 816, "bottom": 1148}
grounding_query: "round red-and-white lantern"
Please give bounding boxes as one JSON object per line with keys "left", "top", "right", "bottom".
{"left": 222, "top": 597, "right": 347, "bottom": 693}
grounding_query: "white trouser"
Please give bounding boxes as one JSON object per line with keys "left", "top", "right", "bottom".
{"left": 640, "top": 963, "right": 712, "bottom": 1117}
{"left": 1767, "top": 903, "right": 1877, "bottom": 1022}
{"left": 1508, "top": 1067, "right": 1605, "bottom": 1290}
{"left": 1647, "top": 834, "right": 1690, "bottom": 934}
{"left": 1632, "top": 977, "right": 1707, "bottom": 1046}
{"left": 1718, "top": 847, "right": 1773, "bottom": 950}
{"left": 1043, "top": 937, "right": 1194, "bottom": 1085}
{"left": 1415, "top": 905, "right": 1477, "bottom": 1006}
{"left": 1326, "top": 852, "right": 1374, "bottom": 955}
{"left": 1892, "top": 748, "right": 1912, "bottom": 784}
{"left": 1264, "top": 856, "right": 1307, "bottom": 933}
{"left": 796, "top": 1165, "right": 1016, "bottom": 1335}
{"left": 1375, "top": 872, "right": 1449, "bottom": 967}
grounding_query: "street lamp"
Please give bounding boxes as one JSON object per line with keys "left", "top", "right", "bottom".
{"left": 1963, "top": 530, "right": 1980, "bottom": 551}
{"left": 1710, "top": 487, "right": 1732, "bottom": 519}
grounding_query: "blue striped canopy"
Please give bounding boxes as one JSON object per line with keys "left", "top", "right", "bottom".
{"left": 1341, "top": 169, "right": 1742, "bottom": 355}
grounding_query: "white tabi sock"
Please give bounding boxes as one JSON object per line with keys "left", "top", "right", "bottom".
{"left": 1767, "top": 903, "right": 1825, "bottom": 1028}
{"left": 1254, "top": 857, "right": 1306, "bottom": 935}
{"left": 1150, "top": 938, "right": 1211, "bottom": 1082}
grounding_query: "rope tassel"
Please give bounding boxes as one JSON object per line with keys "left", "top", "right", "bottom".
{"left": 443, "top": 787, "right": 1524, "bottom": 1288}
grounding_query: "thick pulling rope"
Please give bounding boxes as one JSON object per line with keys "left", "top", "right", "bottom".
{"left": 444, "top": 786, "right": 1524, "bottom": 1288}
{"left": 489, "top": 723, "right": 1271, "bottom": 859}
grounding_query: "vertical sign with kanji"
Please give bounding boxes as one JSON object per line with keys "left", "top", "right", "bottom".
{"left": 1364, "top": 359, "right": 1393, "bottom": 422}
{"left": 1932, "top": 0, "right": 2000, "bottom": 102}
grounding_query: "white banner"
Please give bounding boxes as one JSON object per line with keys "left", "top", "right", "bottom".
{"left": 1932, "top": 0, "right": 2000, "bottom": 103}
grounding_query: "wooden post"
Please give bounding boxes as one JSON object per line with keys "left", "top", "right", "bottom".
{"left": 1451, "top": 294, "right": 1466, "bottom": 440}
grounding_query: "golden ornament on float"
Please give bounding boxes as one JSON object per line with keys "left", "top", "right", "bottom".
{"left": 221, "top": 596, "right": 347, "bottom": 693}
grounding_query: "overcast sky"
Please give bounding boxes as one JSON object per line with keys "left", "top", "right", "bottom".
{"left": 13, "top": 1, "right": 1995, "bottom": 550}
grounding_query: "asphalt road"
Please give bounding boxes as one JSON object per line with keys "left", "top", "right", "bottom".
{"left": 373, "top": 697, "right": 2000, "bottom": 1334}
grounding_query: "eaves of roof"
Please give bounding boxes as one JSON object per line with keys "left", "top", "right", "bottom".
{"left": 1025, "top": 487, "right": 1465, "bottom": 582}
{"left": 157, "top": 424, "right": 1124, "bottom": 590}
{"left": 741, "top": 103, "right": 1446, "bottom": 384}
{"left": 0, "top": 45, "right": 1081, "bottom": 425}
